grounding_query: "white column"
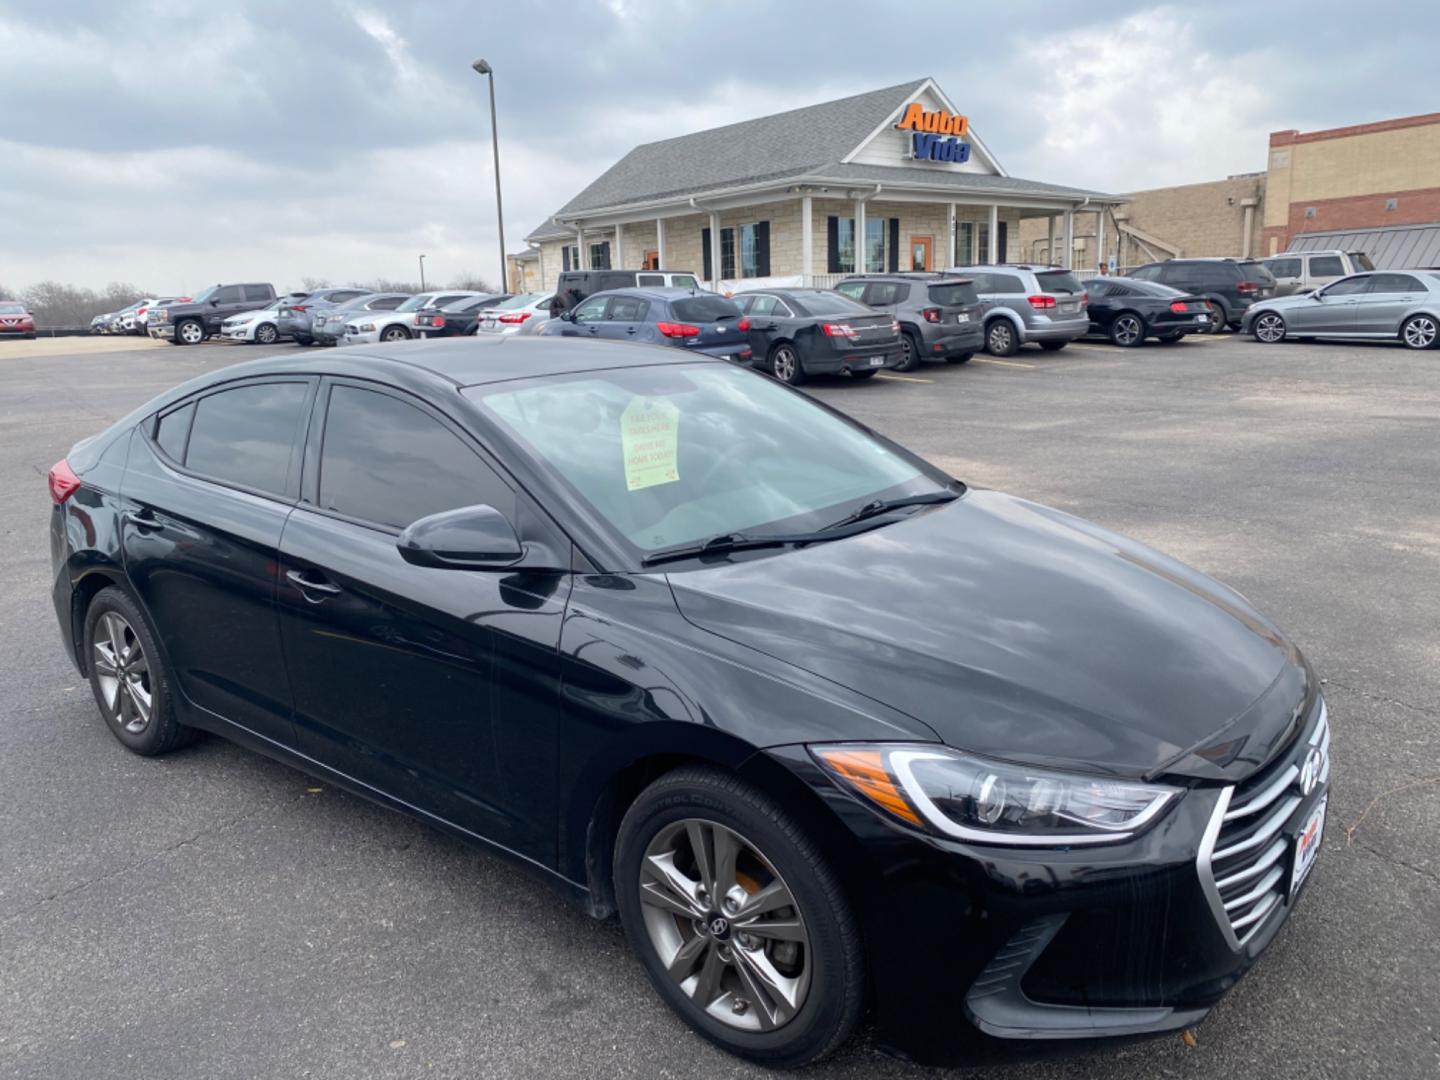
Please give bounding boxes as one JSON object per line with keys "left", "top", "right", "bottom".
{"left": 856, "top": 197, "right": 867, "bottom": 273}
{"left": 1063, "top": 209, "right": 1075, "bottom": 269}
{"left": 709, "top": 211, "right": 722, "bottom": 288}
{"left": 537, "top": 246, "right": 546, "bottom": 290}
{"left": 576, "top": 226, "right": 586, "bottom": 270}
{"left": 1047, "top": 215, "right": 1056, "bottom": 265}
{"left": 987, "top": 204, "right": 999, "bottom": 263}
{"left": 947, "top": 202, "right": 957, "bottom": 268}
{"left": 614, "top": 223, "right": 624, "bottom": 268}
{"left": 801, "top": 194, "right": 814, "bottom": 282}
{"left": 655, "top": 216, "right": 666, "bottom": 269}
{"left": 1096, "top": 208, "right": 1107, "bottom": 272}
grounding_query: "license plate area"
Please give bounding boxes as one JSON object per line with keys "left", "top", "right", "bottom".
{"left": 867, "top": 356, "right": 885, "bottom": 367}
{"left": 1289, "top": 795, "right": 1327, "bottom": 898}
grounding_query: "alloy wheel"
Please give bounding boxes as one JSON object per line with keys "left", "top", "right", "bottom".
{"left": 92, "top": 612, "right": 153, "bottom": 735}
{"left": 255, "top": 323, "right": 278, "bottom": 345}
{"left": 1403, "top": 315, "right": 1437, "bottom": 349}
{"left": 987, "top": 322, "right": 1013, "bottom": 354}
{"left": 1112, "top": 314, "right": 1143, "bottom": 347}
{"left": 382, "top": 326, "right": 409, "bottom": 342}
{"left": 178, "top": 321, "right": 204, "bottom": 345}
{"left": 638, "top": 818, "right": 812, "bottom": 1033}
{"left": 772, "top": 346, "right": 798, "bottom": 383}
{"left": 1254, "top": 313, "right": 1286, "bottom": 343}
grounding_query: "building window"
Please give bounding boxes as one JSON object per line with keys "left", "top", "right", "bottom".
{"left": 739, "top": 223, "right": 762, "bottom": 279}
{"left": 957, "top": 222, "right": 973, "bottom": 266}
{"left": 562, "top": 244, "right": 580, "bottom": 272}
{"left": 977, "top": 223, "right": 990, "bottom": 263}
{"left": 589, "top": 241, "right": 611, "bottom": 270}
{"left": 835, "top": 218, "right": 855, "bottom": 273}
{"left": 719, "top": 227, "right": 737, "bottom": 280}
{"left": 829, "top": 217, "right": 889, "bottom": 273}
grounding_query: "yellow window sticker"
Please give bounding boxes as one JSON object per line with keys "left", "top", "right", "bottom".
{"left": 621, "top": 397, "right": 680, "bottom": 491}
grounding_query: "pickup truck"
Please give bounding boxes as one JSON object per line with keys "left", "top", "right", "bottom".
{"left": 149, "top": 283, "right": 277, "bottom": 345}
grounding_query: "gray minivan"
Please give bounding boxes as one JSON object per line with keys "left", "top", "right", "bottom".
{"left": 946, "top": 264, "right": 1089, "bottom": 356}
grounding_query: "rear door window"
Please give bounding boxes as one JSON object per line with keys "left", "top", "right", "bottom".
{"left": 1354, "top": 253, "right": 1376, "bottom": 271}
{"left": 1366, "top": 273, "right": 1422, "bottom": 293}
{"left": 1322, "top": 276, "right": 1371, "bottom": 297}
{"left": 1266, "top": 257, "right": 1302, "bottom": 279}
{"left": 927, "top": 282, "right": 979, "bottom": 305}
{"left": 672, "top": 295, "right": 741, "bottom": 322}
{"left": 1308, "top": 255, "right": 1345, "bottom": 277}
{"left": 863, "top": 282, "right": 907, "bottom": 305}
{"left": 1034, "top": 270, "right": 1083, "bottom": 295}
{"left": 369, "top": 296, "right": 405, "bottom": 311}
{"left": 799, "top": 292, "right": 873, "bottom": 316}
{"left": 216, "top": 285, "right": 245, "bottom": 303}
{"left": 153, "top": 402, "right": 196, "bottom": 461}
{"left": 668, "top": 275, "right": 700, "bottom": 290}
{"left": 185, "top": 382, "right": 308, "bottom": 497}
{"left": 987, "top": 274, "right": 1026, "bottom": 294}
{"left": 607, "top": 295, "right": 649, "bottom": 321}
{"left": 1130, "top": 265, "right": 1162, "bottom": 282}
{"left": 746, "top": 295, "right": 778, "bottom": 316}
{"left": 243, "top": 285, "right": 273, "bottom": 302}
{"left": 598, "top": 273, "right": 634, "bottom": 292}
{"left": 330, "top": 290, "right": 367, "bottom": 304}
{"left": 572, "top": 296, "right": 610, "bottom": 322}
{"left": 317, "top": 385, "right": 510, "bottom": 531}
{"left": 636, "top": 274, "right": 664, "bottom": 287}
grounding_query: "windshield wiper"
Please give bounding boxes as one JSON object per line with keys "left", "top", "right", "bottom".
{"left": 641, "top": 531, "right": 822, "bottom": 567}
{"left": 820, "top": 490, "right": 959, "bottom": 532}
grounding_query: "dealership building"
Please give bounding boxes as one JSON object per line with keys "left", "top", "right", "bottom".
{"left": 508, "top": 78, "right": 1120, "bottom": 292}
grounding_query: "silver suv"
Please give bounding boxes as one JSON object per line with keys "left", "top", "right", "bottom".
{"left": 835, "top": 272, "right": 985, "bottom": 369}
{"left": 945, "top": 264, "right": 1089, "bottom": 356}
{"left": 1262, "top": 249, "right": 1375, "bottom": 296}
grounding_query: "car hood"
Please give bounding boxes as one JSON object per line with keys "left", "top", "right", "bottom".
{"left": 666, "top": 489, "right": 1311, "bottom": 782}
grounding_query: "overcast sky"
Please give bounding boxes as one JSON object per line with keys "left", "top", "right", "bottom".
{"left": 2, "top": 0, "right": 1436, "bottom": 293}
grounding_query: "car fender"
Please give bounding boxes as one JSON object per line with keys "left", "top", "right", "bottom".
{"left": 983, "top": 306, "right": 1025, "bottom": 335}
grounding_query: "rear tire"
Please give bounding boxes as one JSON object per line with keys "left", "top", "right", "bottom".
{"left": 1401, "top": 313, "right": 1438, "bottom": 350}
{"left": 614, "top": 767, "right": 864, "bottom": 1069}
{"left": 83, "top": 586, "right": 195, "bottom": 756}
{"left": 896, "top": 331, "right": 922, "bottom": 372}
{"left": 1156, "top": 333, "right": 1184, "bottom": 344}
{"left": 1202, "top": 301, "right": 1228, "bottom": 334}
{"left": 1108, "top": 312, "right": 1146, "bottom": 347}
{"left": 769, "top": 343, "right": 805, "bottom": 385}
{"left": 985, "top": 319, "right": 1019, "bottom": 357}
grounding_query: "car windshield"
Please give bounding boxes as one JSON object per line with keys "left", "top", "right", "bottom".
{"left": 496, "top": 292, "right": 545, "bottom": 310}
{"left": 396, "top": 294, "right": 435, "bottom": 312}
{"left": 797, "top": 292, "right": 871, "bottom": 316}
{"left": 0, "top": 302, "right": 27, "bottom": 314}
{"left": 470, "top": 364, "right": 947, "bottom": 559}
{"left": 1034, "top": 270, "right": 1084, "bottom": 295}
{"left": 190, "top": 285, "right": 219, "bottom": 303}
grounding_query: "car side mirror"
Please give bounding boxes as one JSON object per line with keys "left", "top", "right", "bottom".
{"left": 559, "top": 310, "right": 575, "bottom": 322}
{"left": 209, "top": 298, "right": 221, "bottom": 306}
{"left": 396, "top": 504, "right": 524, "bottom": 569}
{"left": 1310, "top": 290, "right": 1323, "bottom": 300}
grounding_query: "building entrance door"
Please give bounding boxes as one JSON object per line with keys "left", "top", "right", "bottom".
{"left": 910, "top": 236, "right": 933, "bottom": 271}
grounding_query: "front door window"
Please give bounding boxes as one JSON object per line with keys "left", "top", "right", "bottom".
{"left": 910, "top": 236, "right": 933, "bottom": 272}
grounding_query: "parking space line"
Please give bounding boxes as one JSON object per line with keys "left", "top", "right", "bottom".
{"left": 875, "top": 372, "right": 933, "bottom": 383}
{"left": 973, "top": 357, "right": 1035, "bottom": 369}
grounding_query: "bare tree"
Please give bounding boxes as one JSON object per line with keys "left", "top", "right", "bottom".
{"left": 445, "top": 273, "right": 498, "bottom": 293}
{"left": 300, "top": 276, "right": 332, "bottom": 291}
{"left": 16, "top": 281, "right": 150, "bottom": 328}
{"left": 360, "top": 278, "right": 424, "bottom": 294}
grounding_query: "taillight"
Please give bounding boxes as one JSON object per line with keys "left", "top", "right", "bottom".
{"left": 737, "top": 317, "right": 751, "bottom": 331}
{"left": 821, "top": 322, "right": 857, "bottom": 338}
{"left": 1026, "top": 294, "right": 1056, "bottom": 309}
{"left": 1236, "top": 281, "right": 1259, "bottom": 295}
{"left": 497, "top": 311, "right": 533, "bottom": 324}
{"left": 291, "top": 304, "right": 309, "bottom": 313}
{"left": 656, "top": 321, "right": 701, "bottom": 338}
{"left": 1170, "top": 301, "right": 1188, "bottom": 313}
{"left": 137, "top": 307, "right": 148, "bottom": 316}
{"left": 48, "top": 459, "right": 81, "bottom": 504}
{"left": 426, "top": 315, "right": 446, "bottom": 328}
{"left": 921, "top": 307, "right": 942, "bottom": 323}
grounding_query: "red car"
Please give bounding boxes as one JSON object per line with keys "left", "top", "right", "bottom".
{"left": 0, "top": 301, "right": 36, "bottom": 338}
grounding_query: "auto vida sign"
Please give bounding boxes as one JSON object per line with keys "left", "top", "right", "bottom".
{"left": 895, "top": 103, "right": 971, "bottom": 163}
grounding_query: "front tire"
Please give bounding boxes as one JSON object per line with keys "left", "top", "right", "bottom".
{"left": 615, "top": 767, "right": 864, "bottom": 1069}
{"left": 985, "top": 319, "right": 1019, "bottom": 356}
{"left": 1401, "top": 313, "right": 1438, "bottom": 350}
{"left": 769, "top": 343, "right": 805, "bottom": 385}
{"left": 83, "top": 586, "right": 195, "bottom": 756}
{"left": 254, "top": 322, "right": 278, "bottom": 345}
{"left": 1252, "top": 311, "right": 1287, "bottom": 344}
{"left": 174, "top": 319, "right": 204, "bottom": 346}
{"left": 381, "top": 325, "right": 411, "bottom": 343}
{"left": 1108, "top": 312, "right": 1145, "bottom": 347}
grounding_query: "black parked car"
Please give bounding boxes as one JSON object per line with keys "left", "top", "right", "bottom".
{"left": 416, "top": 293, "right": 513, "bottom": 338}
{"left": 1128, "top": 258, "right": 1277, "bottom": 332}
{"left": 48, "top": 339, "right": 1329, "bottom": 1069}
{"left": 1084, "top": 277, "right": 1214, "bottom": 345}
{"left": 733, "top": 288, "right": 903, "bottom": 384}
{"left": 148, "top": 283, "right": 277, "bottom": 345}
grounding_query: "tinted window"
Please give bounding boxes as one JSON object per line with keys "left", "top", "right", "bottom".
{"left": 573, "top": 297, "right": 609, "bottom": 322}
{"left": 1130, "top": 265, "right": 1163, "bottom": 282}
{"left": 1191, "top": 263, "right": 1238, "bottom": 285}
{"left": 1322, "top": 276, "right": 1370, "bottom": 297}
{"left": 608, "top": 295, "right": 649, "bottom": 321}
{"left": 1034, "top": 270, "right": 1083, "bottom": 295}
{"left": 1087, "top": 282, "right": 1115, "bottom": 297}
{"left": 185, "top": 382, "right": 307, "bottom": 496}
{"left": 1126, "top": 279, "right": 1183, "bottom": 297}
{"left": 746, "top": 295, "right": 778, "bottom": 316}
{"left": 796, "top": 292, "right": 871, "bottom": 316}
{"left": 243, "top": 285, "right": 272, "bottom": 302}
{"left": 671, "top": 295, "right": 741, "bottom": 322}
{"left": 927, "top": 282, "right": 979, "bottom": 305}
{"left": 669, "top": 275, "right": 700, "bottom": 290}
{"left": 330, "top": 290, "right": 366, "bottom": 303}
{"left": 1308, "top": 255, "right": 1344, "bottom": 277}
{"left": 864, "top": 282, "right": 907, "bottom": 305}
{"left": 318, "top": 386, "right": 508, "bottom": 531}
{"left": 1367, "top": 273, "right": 1422, "bottom": 293}
{"left": 216, "top": 285, "right": 245, "bottom": 303}
{"left": 153, "top": 402, "right": 195, "bottom": 461}
{"left": 985, "top": 274, "right": 1026, "bottom": 294}
{"left": 597, "top": 273, "right": 633, "bottom": 292}
{"left": 369, "top": 296, "right": 405, "bottom": 311}
{"left": 835, "top": 281, "right": 867, "bottom": 300}
{"left": 1238, "top": 262, "right": 1276, "bottom": 285}
{"left": 636, "top": 274, "right": 664, "bottom": 287}
{"left": 1266, "top": 258, "right": 1302, "bottom": 278}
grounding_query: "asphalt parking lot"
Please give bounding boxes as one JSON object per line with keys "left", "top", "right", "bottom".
{"left": 2, "top": 334, "right": 1437, "bottom": 1079}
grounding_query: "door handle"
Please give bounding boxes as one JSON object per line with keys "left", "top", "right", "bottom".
{"left": 625, "top": 326, "right": 637, "bottom": 334}
{"left": 122, "top": 508, "right": 164, "bottom": 532}
{"left": 285, "top": 569, "right": 342, "bottom": 599}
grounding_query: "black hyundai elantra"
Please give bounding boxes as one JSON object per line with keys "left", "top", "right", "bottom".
{"left": 47, "top": 337, "right": 1329, "bottom": 1068}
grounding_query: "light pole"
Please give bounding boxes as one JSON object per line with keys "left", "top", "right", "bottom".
{"left": 418, "top": 253, "right": 426, "bottom": 291}
{"left": 472, "top": 58, "right": 507, "bottom": 290}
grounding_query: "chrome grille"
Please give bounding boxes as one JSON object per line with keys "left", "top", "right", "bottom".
{"left": 1198, "top": 700, "right": 1329, "bottom": 949}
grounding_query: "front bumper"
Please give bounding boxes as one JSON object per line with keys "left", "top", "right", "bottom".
{"left": 148, "top": 323, "right": 176, "bottom": 340}
{"left": 341, "top": 328, "right": 381, "bottom": 346}
{"left": 763, "top": 695, "right": 1330, "bottom": 1064}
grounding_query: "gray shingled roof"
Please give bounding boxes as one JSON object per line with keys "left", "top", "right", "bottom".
{"left": 524, "top": 79, "right": 1119, "bottom": 242}
{"left": 1288, "top": 223, "right": 1440, "bottom": 268}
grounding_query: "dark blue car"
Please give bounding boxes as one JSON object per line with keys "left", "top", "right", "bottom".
{"left": 541, "top": 287, "right": 752, "bottom": 362}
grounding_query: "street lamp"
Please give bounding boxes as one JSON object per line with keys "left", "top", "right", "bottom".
{"left": 471, "top": 57, "right": 507, "bottom": 290}
{"left": 418, "top": 253, "right": 426, "bottom": 291}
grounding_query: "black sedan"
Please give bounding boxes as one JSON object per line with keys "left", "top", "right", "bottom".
{"left": 47, "top": 338, "right": 1329, "bottom": 1068}
{"left": 416, "top": 293, "right": 513, "bottom": 338}
{"left": 733, "top": 289, "right": 903, "bottom": 383}
{"left": 1085, "top": 277, "right": 1214, "bottom": 345}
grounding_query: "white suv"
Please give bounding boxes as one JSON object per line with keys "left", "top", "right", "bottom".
{"left": 1263, "top": 250, "right": 1375, "bottom": 296}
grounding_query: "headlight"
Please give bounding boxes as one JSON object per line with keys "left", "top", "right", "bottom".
{"left": 810, "top": 744, "right": 1180, "bottom": 846}
{"left": 356, "top": 323, "right": 374, "bottom": 332}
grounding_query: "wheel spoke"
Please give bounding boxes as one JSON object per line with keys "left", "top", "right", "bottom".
{"left": 735, "top": 879, "right": 791, "bottom": 920}
{"left": 642, "top": 852, "right": 704, "bottom": 918}
{"left": 732, "top": 946, "right": 799, "bottom": 1030}
{"left": 639, "top": 881, "right": 700, "bottom": 920}
{"left": 735, "top": 915, "right": 806, "bottom": 942}
{"left": 688, "top": 943, "right": 725, "bottom": 1008}
{"left": 686, "top": 821, "right": 714, "bottom": 898}
{"left": 126, "top": 676, "right": 152, "bottom": 720}
{"left": 665, "top": 932, "right": 708, "bottom": 983}
{"left": 710, "top": 826, "right": 738, "bottom": 899}
{"left": 104, "top": 614, "right": 127, "bottom": 663}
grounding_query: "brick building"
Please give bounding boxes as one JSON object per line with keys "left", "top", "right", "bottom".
{"left": 1018, "top": 109, "right": 1440, "bottom": 274}
{"left": 506, "top": 79, "right": 1121, "bottom": 293}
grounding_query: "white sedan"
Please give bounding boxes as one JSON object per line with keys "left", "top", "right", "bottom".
{"left": 220, "top": 305, "right": 285, "bottom": 345}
